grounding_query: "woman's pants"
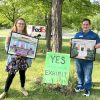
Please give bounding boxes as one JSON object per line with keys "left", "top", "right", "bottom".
{"left": 4, "top": 69, "right": 26, "bottom": 92}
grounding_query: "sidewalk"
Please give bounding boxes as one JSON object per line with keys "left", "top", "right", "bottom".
{"left": 0, "top": 29, "right": 10, "bottom": 37}
{"left": 96, "top": 48, "right": 100, "bottom": 54}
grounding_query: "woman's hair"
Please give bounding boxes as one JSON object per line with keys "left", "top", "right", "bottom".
{"left": 11, "top": 18, "right": 28, "bottom": 35}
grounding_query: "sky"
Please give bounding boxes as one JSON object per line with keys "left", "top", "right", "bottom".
{"left": 90, "top": 0, "right": 100, "bottom": 3}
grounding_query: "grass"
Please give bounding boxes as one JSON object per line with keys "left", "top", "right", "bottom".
{"left": 0, "top": 37, "right": 100, "bottom": 100}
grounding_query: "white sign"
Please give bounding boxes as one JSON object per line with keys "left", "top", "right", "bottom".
{"left": 27, "top": 25, "right": 46, "bottom": 37}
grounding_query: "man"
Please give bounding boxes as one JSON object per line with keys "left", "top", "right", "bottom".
{"left": 74, "top": 18, "right": 100, "bottom": 96}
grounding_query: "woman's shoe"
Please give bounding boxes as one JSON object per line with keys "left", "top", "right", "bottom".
{"left": 0, "top": 92, "right": 7, "bottom": 99}
{"left": 21, "top": 88, "right": 28, "bottom": 96}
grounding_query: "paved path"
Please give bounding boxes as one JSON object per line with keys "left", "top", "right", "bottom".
{"left": 96, "top": 48, "right": 100, "bottom": 54}
{"left": 0, "top": 29, "right": 10, "bottom": 37}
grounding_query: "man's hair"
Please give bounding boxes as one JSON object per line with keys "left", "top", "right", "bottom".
{"left": 82, "top": 18, "right": 91, "bottom": 25}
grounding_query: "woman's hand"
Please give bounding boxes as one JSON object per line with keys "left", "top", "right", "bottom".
{"left": 16, "top": 55, "right": 21, "bottom": 58}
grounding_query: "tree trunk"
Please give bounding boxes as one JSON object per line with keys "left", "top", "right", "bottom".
{"left": 52, "top": 0, "right": 62, "bottom": 52}
{"left": 46, "top": 12, "right": 52, "bottom": 51}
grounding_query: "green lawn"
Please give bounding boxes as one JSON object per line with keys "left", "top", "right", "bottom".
{"left": 0, "top": 37, "right": 100, "bottom": 100}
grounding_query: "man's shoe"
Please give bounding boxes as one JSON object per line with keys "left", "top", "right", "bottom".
{"left": 74, "top": 87, "right": 84, "bottom": 92}
{"left": 21, "top": 88, "right": 28, "bottom": 96}
{"left": 83, "top": 89, "right": 90, "bottom": 96}
{"left": 0, "top": 92, "right": 7, "bottom": 99}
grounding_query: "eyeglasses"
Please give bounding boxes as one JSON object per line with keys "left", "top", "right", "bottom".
{"left": 17, "top": 23, "right": 25, "bottom": 25}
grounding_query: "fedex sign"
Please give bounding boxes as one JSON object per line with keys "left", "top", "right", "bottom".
{"left": 27, "top": 25, "right": 46, "bottom": 35}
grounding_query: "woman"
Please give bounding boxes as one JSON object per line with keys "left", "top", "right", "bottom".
{"left": 0, "top": 18, "right": 32, "bottom": 99}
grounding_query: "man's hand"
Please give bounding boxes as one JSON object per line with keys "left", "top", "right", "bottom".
{"left": 95, "top": 43, "right": 100, "bottom": 49}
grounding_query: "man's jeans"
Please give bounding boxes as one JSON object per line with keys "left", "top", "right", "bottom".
{"left": 75, "top": 59, "right": 93, "bottom": 90}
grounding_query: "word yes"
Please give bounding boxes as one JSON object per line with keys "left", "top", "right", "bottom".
{"left": 51, "top": 56, "right": 66, "bottom": 64}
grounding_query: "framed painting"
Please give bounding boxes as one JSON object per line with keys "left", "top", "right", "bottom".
{"left": 7, "top": 32, "right": 38, "bottom": 58}
{"left": 70, "top": 38, "right": 96, "bottom": 61}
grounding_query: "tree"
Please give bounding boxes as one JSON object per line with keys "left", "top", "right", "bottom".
{"left": 91, "top": 14, "right": 100, "bottom": 33}
{"left": 44, "top": 1, "right": 52, "bottom": 51}
{"left": 0, "top": 0, "right": 30, "bottom": 25}
{"left": 46, "top": 10, "right": 52, "bottom": 51}
{"left": 62, "top": 0, "right": 100, "bottom": 30}
{"left": 35, "top": 0, "right": 52, "bottom": 51}
{"left": 23, "top": 0, "right": 46, "bottom": 25}
{"left": 52, "top": 0, "right": 63, "bottom": 52}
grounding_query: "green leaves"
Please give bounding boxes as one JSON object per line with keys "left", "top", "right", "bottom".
{"left": 0, "top": 0, "right": 100, "bottom": 29}
{"left": 62, "top": 0, "right": 100, "bottom": 30}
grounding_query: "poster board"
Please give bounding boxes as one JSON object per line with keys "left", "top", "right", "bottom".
{"left": 70, "top": 38, "right": 96, "bottom": 61}
{"left": 7, "top": 32, "right": 38, "bottom": 58}
{"left": 43, "top": 52, "right": 70, "bottom": 85}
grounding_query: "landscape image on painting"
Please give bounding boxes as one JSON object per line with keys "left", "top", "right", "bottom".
{"left": 70, "top": 39, "right": 96, "bottom": 61}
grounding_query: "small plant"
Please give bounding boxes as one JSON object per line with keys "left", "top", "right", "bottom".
{"left": 33, "top": 72, "right": 77, "bottom": 96}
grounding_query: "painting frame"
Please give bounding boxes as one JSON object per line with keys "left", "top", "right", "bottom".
{"left": 70, "top": 38, "right": 96, "bottom": 61}
{"left": 7, "top": 32, "right": 39, "bottom": 59}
